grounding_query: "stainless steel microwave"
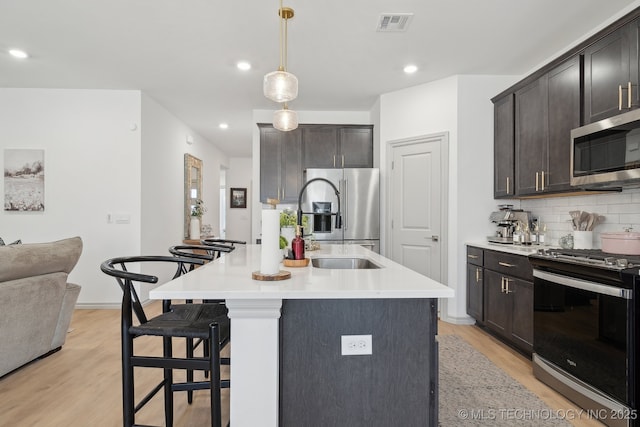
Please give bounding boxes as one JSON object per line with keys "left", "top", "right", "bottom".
{"left": 571, "top": 108, "right": 640, "bottom": 188}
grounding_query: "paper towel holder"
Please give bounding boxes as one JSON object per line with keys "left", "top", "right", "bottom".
{"left": 253, "top": 198, "right": 291, "bottom": 281}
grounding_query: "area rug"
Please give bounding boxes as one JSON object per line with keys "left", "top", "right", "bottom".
{"left": 438, "top": 335, "right": 572, "bottom": 426}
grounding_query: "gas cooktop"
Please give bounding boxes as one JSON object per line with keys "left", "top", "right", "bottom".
{"left": 531, "top": 248, "right": 640, "bottom": 270}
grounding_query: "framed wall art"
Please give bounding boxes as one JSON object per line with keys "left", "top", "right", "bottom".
{"left": 4, "top": 149, "right": 45, "bottom": 211}
{"left": 230, "top": 187, "right": 247, "bottom": 208}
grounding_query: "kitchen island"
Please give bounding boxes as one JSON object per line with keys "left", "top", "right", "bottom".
{"left": 150, "top": 244, "right": 454, "bottom": 427}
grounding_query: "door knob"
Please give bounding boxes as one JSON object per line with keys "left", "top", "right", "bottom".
{"left": 425, "top": 236, "right": 439, "bottom": 242}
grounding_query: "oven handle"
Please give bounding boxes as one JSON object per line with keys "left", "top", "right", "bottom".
{"left": 533, "top": 269, "right": 632, "bottom": 299}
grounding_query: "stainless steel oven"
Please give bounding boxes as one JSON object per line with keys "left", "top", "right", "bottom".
{"left": 530, "top": 250, "right": 640, "bottom": 427}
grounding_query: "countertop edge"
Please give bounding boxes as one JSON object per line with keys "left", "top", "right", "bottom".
{"left": 466, "top": 241, "right": 550, "bottom": 256}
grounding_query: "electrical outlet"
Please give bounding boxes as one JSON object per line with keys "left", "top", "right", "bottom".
{"left": 341, "top": 334, "right": 372, "bottom": 355}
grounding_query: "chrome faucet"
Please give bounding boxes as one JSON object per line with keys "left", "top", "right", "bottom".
{"left": 296, "top": 178, "right": 342, "bottom": 229}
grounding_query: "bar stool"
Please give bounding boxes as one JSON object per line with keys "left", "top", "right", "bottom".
{"left": 170, "top": 244, "right": 233, "bottom": 266}
{"left": 100, "top": 255, "right": 230, "bottom": 427}
{"left": 200, "top": 238, "right": 246, "bottom": 258}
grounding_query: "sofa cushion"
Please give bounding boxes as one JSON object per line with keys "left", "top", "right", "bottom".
{"left": 0, "top": 237, "right": 82, "bottom": 282}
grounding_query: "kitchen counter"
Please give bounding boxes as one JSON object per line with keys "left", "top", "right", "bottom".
{"left": 151, "top": 244, "right": 454, "bottom": 300}
{"left": 466, "top": 240, "right": 552, "bottom": 256}
{"left": 150, "top": 244, "right": 453, "bottom": 427}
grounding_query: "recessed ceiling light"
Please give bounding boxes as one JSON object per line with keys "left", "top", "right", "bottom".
{"left": 219, "top": 123, "right": 229, "bottom": 129}
{"left": 9, "top": 49, "right": 29, "bottom": 59}
{"left": 236, "top": 61, "right": 251, "bottom": 71}
{"left": 404, "top": 64, "right": 418, "bottom": 74}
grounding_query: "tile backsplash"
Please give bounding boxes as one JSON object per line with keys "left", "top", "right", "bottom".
{"left": 508, "top": 188, "right": 640, "bottom": 248}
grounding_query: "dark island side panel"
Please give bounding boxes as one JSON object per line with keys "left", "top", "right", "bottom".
{"left": 279, "top": 298, "right": 438, "bottom": 427}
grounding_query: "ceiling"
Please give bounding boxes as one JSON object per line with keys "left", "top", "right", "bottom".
{"left": 1, "top": 0, "right": 639, "bottom": 157}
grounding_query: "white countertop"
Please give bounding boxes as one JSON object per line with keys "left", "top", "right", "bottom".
{"left": 466, "top": 241, "right": 552, "bottom": 256}
{"left": 150, "top": 244, "right": 454, "bottom": 300}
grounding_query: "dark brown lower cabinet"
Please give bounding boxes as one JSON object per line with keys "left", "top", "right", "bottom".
{"left": 466, "top": 246, "right": 533, "bottom": 355}
{"left": 484, "top": 269, "right": 533, "bottom": 354}
{"left": 466, "top": 263, "right": 483, "bottom": 322}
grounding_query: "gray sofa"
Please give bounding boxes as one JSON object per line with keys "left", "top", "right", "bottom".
{"left": 0, "top": 237, "right": 82, "bottom": 377}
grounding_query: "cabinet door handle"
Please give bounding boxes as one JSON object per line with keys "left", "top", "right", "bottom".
{"left": 468, "top": 254, "right": 478, "bottom": 259}
{"left": 498, "top": 262, "right": 515, "bottom": 268}
{"left": 620, "top": 85, "right": 623, "bottom": 110}
{"left": 476, "top": 267, "right": 481, "bottom": 283}
{"left": 541, "top": 170, "right": 545, "bottom": 191}
{"left": 501, "top": 277, "right": 506, "bottom": 293}
{"left": 341, "top": 155, "right": 345, "bottom": 168}
{"left": 333, "top": 155, "right": 336, "bottom": 168}
{"left": 535, "top": 172, "right": 539, "bottom": 191}
{"left": 630, "top": 81, "right": 633, "bottom": 109}
{"left": 504, "top": 278, "right": 512, "bottom": 294}
{"left": 506, "top": 177, "right": 510, "bottom": 194}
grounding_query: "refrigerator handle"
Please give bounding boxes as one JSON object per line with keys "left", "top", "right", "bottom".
{"left": 342, "top": 178, "right": 348, "bottom": 230}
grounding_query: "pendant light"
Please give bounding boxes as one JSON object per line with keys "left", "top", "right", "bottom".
{"left": 263, "top": 2, "right": 298, "bottom": 104}
{"left": 273, "top": 103, "right": 298, "bottom": 132}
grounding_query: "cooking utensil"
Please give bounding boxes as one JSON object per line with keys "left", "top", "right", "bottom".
{"left": 569, "top": 210, "right": 581, "bottom": 230}
{"left": 586, "top": 213, "right": 595, "bottom": 231}
{"left": 578, "top": 211, "right": 589, "bottom": 231}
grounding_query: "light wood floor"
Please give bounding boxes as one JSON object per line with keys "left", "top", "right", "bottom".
{"left": 0, "top": 305, "right": 603, "bottom": 426}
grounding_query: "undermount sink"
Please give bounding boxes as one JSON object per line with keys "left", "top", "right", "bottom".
{"left": 311, "top": 257, "right": 382, "bottom": 269}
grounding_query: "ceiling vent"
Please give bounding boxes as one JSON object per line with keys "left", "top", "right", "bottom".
{"left": 376, "top": 13, "right": 414, "bottom": 32}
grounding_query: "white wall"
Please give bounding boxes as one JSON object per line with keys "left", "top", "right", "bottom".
{"left": 0, "top": 89, "right": 229, "bottom": 306}
{"left": 0, "top": 88, "right": 141, "bottom": 305}
{"left": 138, "top": 94, "right": 229, "bottom": 299}
{"left": 141, "top": 94, "right": 229, "bottom": 248}
{"left": 250, "top": 109, "right": 372, "bottom": 244}
{"left": 378, "top": 75, "right": 517, "bottom": 324}
{"left": 453, "top": 75, "right": 520, "bottom": 321}
{"left": 226, "top": 157, "right": 253, "bottom": 243}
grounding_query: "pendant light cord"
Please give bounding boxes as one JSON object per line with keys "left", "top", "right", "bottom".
{"left": 283, "top": 7, "right": 288, "bottom": 72}
{"left": 279, "top": 0, "right": 284, "bottom": 71}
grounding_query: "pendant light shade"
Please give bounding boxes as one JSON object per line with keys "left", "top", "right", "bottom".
{"left": 263, "top": 4, "right": 298, "bottom": 106}
{"left": 273, "top": 105, "right": 298, "bottom": 131}
{"left": 264, "top": 69, "right": 298, "bottom": 103}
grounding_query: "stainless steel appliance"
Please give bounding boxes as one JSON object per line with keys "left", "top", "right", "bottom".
{"left": 571, "top": 108, "right": 640, "bottom": 188}
{"left": 529, "top": 249, "right": 640, "bottom": 427}
{"left": 488, "top": 208, "right": 533, "bottom": 244}
{"left": 302, "top": 168, "right": 379, "bottom": 252}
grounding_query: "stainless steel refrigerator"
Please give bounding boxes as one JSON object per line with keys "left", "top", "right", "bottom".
{"left": 302, "top": 168, "right": 380, "bottom": 252}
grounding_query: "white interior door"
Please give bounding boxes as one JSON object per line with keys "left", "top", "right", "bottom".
{"left": 390, "top": 136, "right": 445, "bottom": 281}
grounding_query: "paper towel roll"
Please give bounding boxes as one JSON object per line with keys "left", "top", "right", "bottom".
{"left": 260, "top": 209, "right": 281, "bottom": 275}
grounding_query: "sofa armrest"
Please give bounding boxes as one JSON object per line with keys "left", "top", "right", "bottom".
{"left": 51, "top": 282, "right": 81, "bottom": 349}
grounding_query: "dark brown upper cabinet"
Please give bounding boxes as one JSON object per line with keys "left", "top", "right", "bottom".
{"left": 492, "top": 7, "right": 640, "bottom": 199}
{"left": 259, "top": 124, "right": 374, "bottom": 203}
{"left": 259, "top": 124, "right": 303, "bottom": 203}
{"left": 302, "top": 125, "right": 373, "bottom": 170}
{"left": 584, "top": 18, "right": 640, "bottom": 123}
{"left": 515, "top": 57, "right": 581, "bottom": 197}
{"left": 493, "top": 94, "right": 515, "bottom": 198}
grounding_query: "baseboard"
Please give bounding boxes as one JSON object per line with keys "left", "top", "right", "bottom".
{"left": 74, "top": 303, "right": 121, "bottom": 309}
{"left": 439, "top": 314, "right": 476, "bottom": 325}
